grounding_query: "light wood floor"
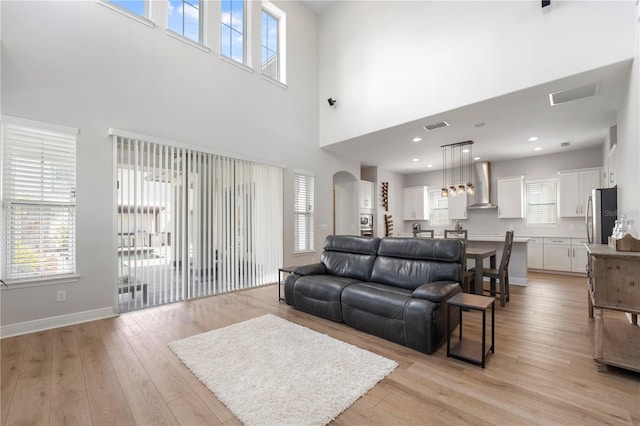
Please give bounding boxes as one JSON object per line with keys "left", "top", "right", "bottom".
{"left": 2, "top": 272, "right": 639, "bottom": 425}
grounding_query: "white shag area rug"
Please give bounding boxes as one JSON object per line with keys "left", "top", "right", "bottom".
{"left": 168, "top": 314, "right": 398, "bottom": 426}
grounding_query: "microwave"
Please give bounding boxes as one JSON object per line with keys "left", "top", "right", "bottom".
{"left": 360, "top": 214, "right": 373, "bottom": 228}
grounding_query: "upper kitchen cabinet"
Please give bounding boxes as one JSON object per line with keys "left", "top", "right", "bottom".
{"left": 402, "top": 186, "right": 429, "bottom": 220}
{"left": 497, "top": 176, "right": 524, "bottom": 218}
{"left": 360, "top": 180, "right": 375, "bottom": 210}
{"left": 558, "top": 168, "right": 602, "bottom": 218}
{"left": 447, "top": 192, "right": 468, "bottom": 220}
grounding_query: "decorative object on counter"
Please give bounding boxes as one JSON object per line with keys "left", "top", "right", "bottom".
{"left": 381, "top": 181, "right": 389, "bottom": 211}
{"left": 384, "top": 214, "right": 393, "bottom": 237}
{"left": 608, "top": 234, "right": 640, "bottom": 252}
{"left": 441, "top": 140, "right": 474, "bottom": 198}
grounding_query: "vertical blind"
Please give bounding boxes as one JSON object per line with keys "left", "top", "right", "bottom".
{"left": 526, "top": 179, "right": 558, "bottom": 224}
{"left": 115, "top": 135, "right": 283, "bottom": 312}
{"left": 1, "top": 119, "right": 77, "bottom": 281}
{"left": 293, "top": 172, "right": 314, "bottom": 252}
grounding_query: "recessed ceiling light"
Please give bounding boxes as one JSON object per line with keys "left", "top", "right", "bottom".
{"left": 528, "top": 136, "right": 539, "bottom": 142}
{"left": 473, "top": 156, "right": 481, "bottom": 161}
{"left": 462, "top": 149, "right": 470, "bottom": 153}
{"left": 412, "top": 137, "right": 422, "bottom": 143}
{"left": 534, "top": 147, "right": 543, "bottom": 151}
{"left": 427, "top": 164, "right": 433, "bottom": 168}
{"left": 412, "top": 158, "right": 419, "bottom": 162}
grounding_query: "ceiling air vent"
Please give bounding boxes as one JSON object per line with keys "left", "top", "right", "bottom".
{"left": 561, "top": 141, "right": 571, "bottom": 147}
{"left": 423, "top": 121, "right": 449, "bottom": 131}
{"left": 549, "top": 83, "right": 598, "bottom": 106}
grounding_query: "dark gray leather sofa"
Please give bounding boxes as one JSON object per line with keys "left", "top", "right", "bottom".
{"left": 284, "top": 235, "right": 464, "bottom": 354}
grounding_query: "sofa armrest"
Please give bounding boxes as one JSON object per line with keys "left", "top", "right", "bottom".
{"left": 412, "top": 281, "right": 461, "bottom": 303}
{"left": 292, "top": 263, "right": 327, "bottom": 276}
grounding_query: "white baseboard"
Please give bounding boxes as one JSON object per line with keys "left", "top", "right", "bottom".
{"left": 0, "top": 307, "right": 117, "bottom": 339}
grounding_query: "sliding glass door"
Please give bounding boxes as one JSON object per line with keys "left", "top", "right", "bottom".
{"left": 115, "top": 136, "right": 282, "bottom": 312}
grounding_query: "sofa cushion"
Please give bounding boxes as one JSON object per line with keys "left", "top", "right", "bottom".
{"left": 342, "top": 282, "right": 419, "bottom": 346}
{"left": 370, "top": 238, "right": 463, "bottom": 290}
{"left": 292, "top": 275, "right": 362, "bottom": 322}
{"left": 323, "top": 235, "right": 380, "bottom": 255}
{"left": 412, "top": 281, "right": 460, "bottom": 303}
{"left": 376, "top": 237, "right": 463, "bottom": 262}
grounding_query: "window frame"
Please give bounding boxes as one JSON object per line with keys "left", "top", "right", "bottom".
{"left": 98, "top": 0, "right": 155, "bottom": 28}
{"left": 261, "top": 1, "right": 286, "bottom": 84}
{"left": 1, "top": 116, "right": 80, "bottom": 287}
{"left": 168, "top": 0, "right": 204, "bottom": 45}
{"left": 293, "top": 171, "right": 314, "bottom": 254}
{"left": 525, "top": 178, "right": 558, "bottom": 226}
{"left": 220, "top": 0, "right": 247, "bottom": 65}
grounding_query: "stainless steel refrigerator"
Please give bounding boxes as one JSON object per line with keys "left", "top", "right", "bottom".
{"left": 586, "top": 188, "right": 617, "bottom": 244}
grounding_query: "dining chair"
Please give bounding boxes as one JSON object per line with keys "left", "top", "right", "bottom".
{"left": 470, "top": 230, "right": 514, "bottom": 307}
{"left": 444, "top": 230, "right": 473, "bottom": 292}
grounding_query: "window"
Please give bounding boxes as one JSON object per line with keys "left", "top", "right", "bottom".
{"left": 221, "top": 0, "right": 245, "bottom": 63}
{"left": 429, "top": 190, "right": 449, "bottom": 226}
{"left": 1, "top": 117, "right": 78, "bottom": 282}
{"left": 294, "top": 172, "right": 314, "bottom": 253}
{"left": 109, "top": 0, "right": 147, "bottom": 18}
{"left": 525, "top": 179, "right": 557, "bottom": 225}
{"left": 261, "top": 1, "right": 286, "bottom": 83}
{"left": 169, "top": 0, "right": 202, "bottom": 43}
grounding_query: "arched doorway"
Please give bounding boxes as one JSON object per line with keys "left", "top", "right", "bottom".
{"left": 333, "top": 171, "right": 359, "bottom": 235}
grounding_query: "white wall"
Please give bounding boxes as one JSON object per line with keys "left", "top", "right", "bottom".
{"left": 318, "top": 1, "right": 636, "bottom": 147}
{"left": 403, "top": 147, "right": 603, "bottom": 237}
{"left": 615, "top": 2, "right": 640, "bottom": 236}
{"left": 0, "top": 1, "right": 359, "bottom": 330}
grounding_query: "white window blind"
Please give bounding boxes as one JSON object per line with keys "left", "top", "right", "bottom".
{"left": 115, "top": 135, "right": 283, "bottom": 312}
{"left": 526, "top": 179, "right": 557, "bottom": 225}
{"left": 293, "top": 172, "right": 314, "bottom": 253}
{"left": 429, "top": 190, "right": 449, "bottom": 226}
{"left": 1, "top": 119, "right": 77, "bottom": 281}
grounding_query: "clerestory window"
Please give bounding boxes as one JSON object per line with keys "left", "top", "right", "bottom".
{"left": 221, "top": 0, "right": 246, "bottom": 63}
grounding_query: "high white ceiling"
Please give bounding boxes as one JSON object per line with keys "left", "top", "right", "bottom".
{"left": 302, "top": 1, "right": 631, "bottom": 175}
{"left": 321, "top": 60, "right": 631, "bottom": 174}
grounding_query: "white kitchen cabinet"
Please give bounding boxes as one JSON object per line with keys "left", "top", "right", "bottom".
{"left": 571, "top": 238, "right": 589, "bottom": 273}
{"left": 543, "top": 238, "right": 572, "bottom": 272}
{"left": 447, "top": 192, "right": 468, "bottom": 220}
{"left": 402, "top": 186, "right": 429, "bottom": 220}
{"left": 360, "top": 180, "right": 374, "bottom": 210}
{"left": 497, "top": 176, "right": 524, "bottom": 218}
{"left": 558, "top": 168, "right": 602, "bottom": 217}
{"left": 527, "top": 237, "right": 544, "bottom": 269}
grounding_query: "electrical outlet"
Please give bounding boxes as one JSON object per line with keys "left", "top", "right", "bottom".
{"left": 56, "top": 290, "right": 66, "bottom": 302}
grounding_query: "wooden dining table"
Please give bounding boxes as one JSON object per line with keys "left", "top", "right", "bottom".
{"left": 465, "top": 247, "right": 497, "bottom": 295}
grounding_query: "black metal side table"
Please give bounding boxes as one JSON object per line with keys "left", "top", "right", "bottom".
{"left": 278, "top": 266, "right": 296, "bottom": 301}
{"left": 446, "top": 292, "right": 495, "bottom": 368}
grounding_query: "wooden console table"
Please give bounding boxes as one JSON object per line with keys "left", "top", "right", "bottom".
{"left": 586, "top": 244, "right": 640, "bottom": 373}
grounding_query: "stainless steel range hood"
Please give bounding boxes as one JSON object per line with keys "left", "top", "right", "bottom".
{"left": 468, "top": 161, "right": 498, "bottom": 209}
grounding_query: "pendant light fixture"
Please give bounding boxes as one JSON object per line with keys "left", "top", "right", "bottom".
{"left": 440, "top": 140, "right": 474, "bottom": 198}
